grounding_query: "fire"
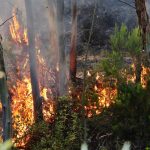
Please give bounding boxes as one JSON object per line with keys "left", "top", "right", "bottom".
{"left": 7, "top": 9, "right": 56, "bottom": 147}
{"left": 141, "top": 65, "right": 150, "bottom": 88}
{"left": 11, "top": 77, "right": 34, "bottom": 146}
{"left": 6, "top": 6, "right": 150, "bottom": 149}
{"left": 9, "top": 10, "right": 28, "bottom": 45}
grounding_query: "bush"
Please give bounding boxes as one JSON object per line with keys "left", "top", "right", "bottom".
{"left": 110, "top": 24, "right": 128, "bottom": 51}
{"left": 25, "top": 96, "right": 82, "bottom": 150}
{"left": 101, "top": 51, "right": 124, "bottom": 78}
{"left": 127, "top": 27, "right": 142, "bottom": 55}
{"left": 87, "top": 82, "right": 150, "bottom": 149}
{"left": 110, "top": 24, "right": 142, "bottom": 54}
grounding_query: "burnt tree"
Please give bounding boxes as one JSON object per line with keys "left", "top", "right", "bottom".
{"left": 70, "top": 0, "right": 77, "bottom": 82}
{"left": 0, "top": 35, "right": 12, "bottom": 141}
{"left": 24, "top": 0, "right": 43, "bottom": 122}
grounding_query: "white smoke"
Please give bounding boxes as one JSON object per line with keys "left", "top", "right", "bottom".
{"left": 81, "top": 141, "right": 88, "bottom": 150}
{"left": 121, "top": 141, "right": 131, "bottom": 150}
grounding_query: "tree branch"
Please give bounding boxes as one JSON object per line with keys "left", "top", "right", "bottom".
{"left": 118, "top": 0, "right": 136, "bottom": 9}
{"left": 0, "top": 16, "right": 15, "bottom": 27}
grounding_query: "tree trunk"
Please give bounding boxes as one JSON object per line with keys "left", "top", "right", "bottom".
{"left": 47, "top": 0, "right": 67, "bottom": 96}
{"left": 70, "top": 0, "right": 77, "bottom": 82}
{"left": 56, "top": 0, "right": 67, "bottom": 96}
{"left": 135, "top": 0, "right": 149, "bottom": 51}
{"left": 24, "top": 0, "right": 43, "bottom": 122}
{"left": 134, "top": 0, "right": 149, "bottom": 83}
{"left": 47, "top": 0, "right": 59, "bottom": 63}
{"left": 134, "top": 56, "right": 142, "bottom": 83}
{"left": 0, "top": 35, "right": 12, "bottom": 141}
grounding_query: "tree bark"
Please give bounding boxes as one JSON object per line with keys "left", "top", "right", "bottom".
{"left": 70, "top": 0, "right": 77, "bottom": 82}
{"left": 134, "top": 56, "right": 142, "bottom": 83}
{"left": 134, "top": 0, "right": 149, "bottom": 83}
{"left": 47, "top": 0, "right": 67, "bottom": 96}
{"left": 0, "top": 35, "right": 12, "bottom": 141}
{"left": 135, "top": 0, "right": 149, "bottom": 51}
{"left": 24, "top": 0, "right": 43, "bottom": 122}
{"left": 56, "top": 0, "right": 67, "bottom": 96}
{"left": 47, "top": 0, "right": 59, "bottom": 63}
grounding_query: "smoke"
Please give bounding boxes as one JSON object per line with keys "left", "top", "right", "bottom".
{"left": 121, "top": 141, "right": 131, "bottom": 150}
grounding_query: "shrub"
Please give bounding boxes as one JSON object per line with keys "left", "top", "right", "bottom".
{"left": 25, "top": 96, "right": 82, "bottom": 150}
{"left": 88, "top": 81, "right": 150, "bottom": 149}
{"left": 127, "top": 27, "right": 142, "bottom": 55}
{"left": 110, "top": 24, "right": 128, "bottom": 51}
{"left": 110, "top": 24, "right": 142, "bottom": 54}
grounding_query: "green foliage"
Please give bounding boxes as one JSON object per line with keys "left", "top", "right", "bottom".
{"left": 88, "top": 82, "right": 150, "bottom": 149}
{"left": 110, "top": 24, "right": 142, "bottom": 54}
{"left": 110, "top": 24, "right": 128, "bottom": 51}
{"left": 98, "top": 24, "right": 142, "bottom": 84}
{"left": 0, "top": 140, "right": 12, "bottom": 150}
{"left": 49, "top": 96, "right": 82, "bottom": 150}
{"left": 90, "top": 24, "right": 145, "bottom": 149}
{"left": 26, "top": 96, "right": 82, "bottom": 150}
{"left": 101, "top": 51, "right": 124, "bottom": 78}
{"left": 127, "top": 27, "right": 142, "bottom": 55}
{"left": 25, "top": 121, "right": 51, "bottom": 150}
{"left": 112, "top": 82, "right": 150, "bottom": 141}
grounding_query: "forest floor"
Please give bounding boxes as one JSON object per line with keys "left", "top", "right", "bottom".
{"left": 76, "top": 51, "right": 103, "bottom": 78}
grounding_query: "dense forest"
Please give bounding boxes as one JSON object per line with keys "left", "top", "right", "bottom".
{"left": 0, "top": 0, "right": 150, "bottom": 150}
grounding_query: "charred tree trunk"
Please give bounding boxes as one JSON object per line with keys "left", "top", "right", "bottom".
{"left": 135, "top": 0, "right": 149, "bottom": 51}
{"left": 0, "top": 35, "right": 11, "bottom": 141}
{"left": 70, "top": 0, "right": 77, "bottom": 82}
{"left": 24, "top": 0, "right": 43, "bottom": 122}
{"left": 56, "top": 0, "right": 67, "bottom": 96}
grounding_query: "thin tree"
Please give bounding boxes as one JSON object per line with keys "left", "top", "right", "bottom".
{"left": 56, "top": 0, "right": 67, "bottom": 96}
{"left": 47, "top": 0, "right": 67, "bottom": 96}
{"left": 134, "top": 0, "right": 149, "bottom": 51}
{"left": 134, "top": 0, "right": 149, "bottom": 83}
{"left": 0, "top": 35, "right": 12, "bottom": 141}
{"left": 70, "top": 0, "right": 77, "bottom": 82}
{"left": 24, "top": 0, "right": 43, "bottom": 122}
{"left": 47, "top": 0, "right": 59, "bottom": 63}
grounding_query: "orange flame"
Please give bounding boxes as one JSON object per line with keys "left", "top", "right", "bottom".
{"left": 11, "top": 77, "right": 34, "bottom": 146}
{"left": 9, "top": 10, "right": 28, "bottom": 45}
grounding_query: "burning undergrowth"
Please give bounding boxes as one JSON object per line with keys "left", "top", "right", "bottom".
{"left": 3, "top": 12, "right": 56, "bottom": 146}
{"left": 0, "top": 6, "right": 150, "bottom": 149}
